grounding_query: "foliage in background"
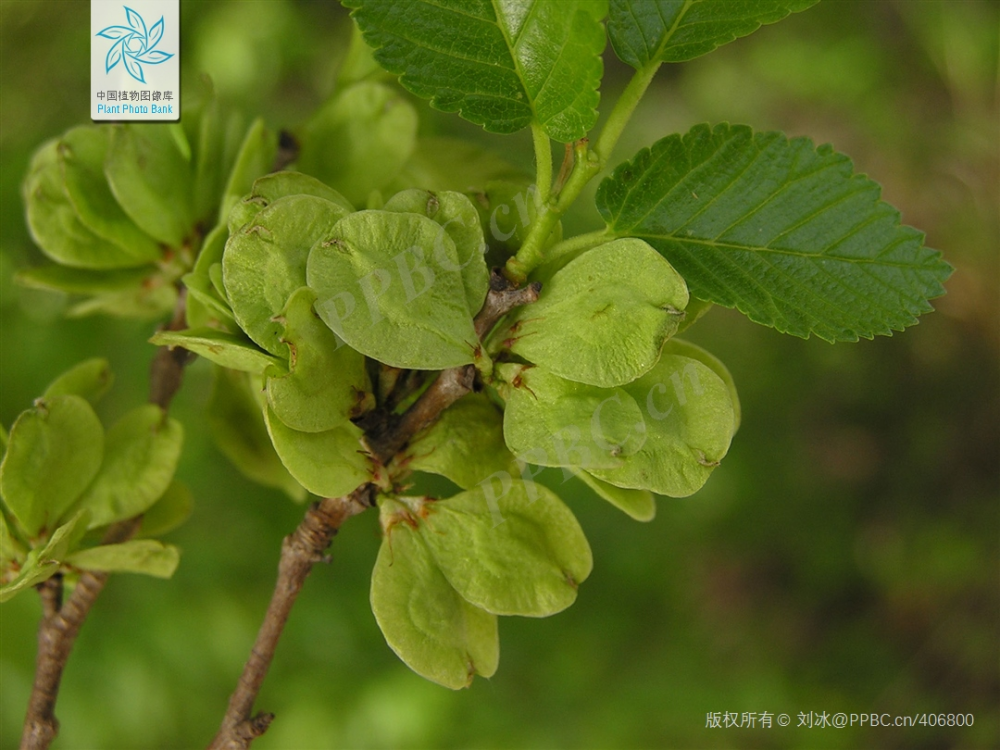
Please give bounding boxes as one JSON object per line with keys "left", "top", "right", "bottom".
{"left": 1, "top": 1, "right": 997, "bottom": 748}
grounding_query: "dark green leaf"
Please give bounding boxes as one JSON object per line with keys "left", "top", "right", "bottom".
{"left": 500, "top": 238, "right": 688, "bottom": 387}
{"left": 66, "top": 539, "right": 180, "bottom": 578}
{"left": 265, "top": 288, "right": 374, "bottom": 433}
{"left": 43, "top": 358, "right": 114, "bottom": 405}
{"left": 207, "top": 368, "right": 306, "bottom": 502}
{"left": 420, "top": 480, "right": 593, "bottom": 616}
{"left": 297, "top": 81, "right": 417, "bottom": 206}
{"left": 0, "top": 396, "right": 104, "bottom": 536}
{"left": 597, "top": 124, "right": 952, "bottom": 341}
{"left": 105, "top": 124, "right": 194, "bottom": 247}
{"left": 372, "top": 500, "right": 498, "bottom": 689}
{"left": 608, "top": 0, "right": 819, "bottom": 67}
{"left": 223, "top": 194, "right": 352, "bottom": 355}
{"left": 307, "top": 210, "right": 480, "bottom": 369}
{"left": 150, "top": 327, "right": 281, "bottom": 373}
{"left": 72, "top": 405, "right": 183, "bottom": 528}
{"left": 345, "top": 0, "right": 608, "bottom": 141}
{"left": 139, "top": 480, "right": 193, "bottom": 538}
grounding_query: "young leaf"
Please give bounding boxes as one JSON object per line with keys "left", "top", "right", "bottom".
{"left": 23, "top": 141, "right": 151, "bottom": 269}
{"left": 263, "top": 405, "right": 372, "bottom": 499}
{"left": 218, "top": 118, "right": 277, "bottom": 222}
{"left": 296, "top": 81, "right": 417, "bottom": 206}
{"left": 57, "top": 126, "right": 162, "bottom": 263}
{"left": 265, "top": 287, "right": 373, "bottom": 433}
{"left": 498, "top": 364, "right": 647, "bottom": 470}
{"left": 72, "top": 405, "right": 183, "bottom": 529}
{"left": 307, "top": 210, "right": 479, "bottom": 369}
{"left": 0, "top": 395, "right": 104, "bottom": 536}
{"left": 66, "top": 539, "right": 180, "bottom": 578}
{"left": 575, "top": 469, "right": 655, "bottom": 522}
{"left": 420, "top": 480, "right": 593, "bottom": 617}
{"left": 139, "top": 480, "right": 193, "bottom": 538}
{"left": 384, "top": 189, "right": 490, "bottom": 314}
{"left": 589, "top": 352, "right": 735, "bottom": 497}
{"left": 608, "top": 0, "right": 819, "bottom": 68}
{"left": 500, "top": 238, "right": 688, "bottom": 387}
{"left": 42, "top": 358, "right": 114, "bottom": 405}
{"left": 406, "top": 393, "right": 518, "bottom": 490}
{"left": 150, "top": 327, "right": 281, "bottom": 373}
{"left": 597, "top": 124, "right": 952, "bottom": 342}
{"left": 371, "top": 504, "right": 499, "bottom": 689}
{"left": 223, "top": 194, "right": 352, "bottom": 355}
{"left": 0, "top": 511, "right": 90, "bottom": 602}
{"left": 15, "top": 264, "right": 153, "bottom": 295}
{"left": 105, "top": 124, "right": 194, "bottom": 247}
{"left": 345, "top": 0, "right": 608, "bottom": 142}
{"left": 662, "top": 338, "right": 740, "bottom": 431}
{"left": 207, "top": 368, "right": 305, "bottom": 502}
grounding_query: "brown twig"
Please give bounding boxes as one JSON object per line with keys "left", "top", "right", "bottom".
{"left": 208, "top": 488, "right": 372, "bottom": 750}
{"left": 208, "top": 269, "right": 542, "bottom": 748}
{"left": 21, "top": 289, "right": 193, "bottom": 750}
{"left": 21, "top": 519, "right": 141, "bottom": 750}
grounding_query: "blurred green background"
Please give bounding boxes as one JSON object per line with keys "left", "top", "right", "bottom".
{"left": 1, "top": 1, "right": 997, "bottom": 748}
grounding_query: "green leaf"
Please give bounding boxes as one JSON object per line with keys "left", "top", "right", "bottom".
{"left": 589, "top": 351, "right": 735, "bottom": 496}
{"left": 265, "top": 287, "right": 374, "bottom": 433}
{"left": 16, "top": 264, "right": 153, "bottom": 295}
{"left": 419, "top": 479, "right": 593, "bottom": 616}
{"left": 105, "top": 124, "right": 194, "bottom": 247}
{"left": 72, "top": 405, "right": 183, "bottom": 528}
{"left": 406, "top": 393, "right": 518, "bottom": 490}
{"left": 227, "top": 171, "right": 355, "bottom": 235}
{"left": 223, "top": 194, "right": 352, "bottom": 355}
{"left": 22, "top": 141, "right": 152, "bottom": 269}
{"left": 597, "top": 124, "right": 952, "bottom": 341}
{"left": 388, "top": 137, "right": 529, "bottom": 195}
{"left": 662, "top": 338, "right": 740, "bottom": 431}
{"left": 191, "top": 95, "right": 250, "bottom": 223}
{"left": 0, "top": 395, "right": 104, "bottom": 537}
{"left": 57, "top": 126, "right": 162, "bottom": 263}
{"left": 346, "top": 0, "right": 608, "bottom": 142}
{"left": 307, "top": 210, "right": 480, "bottom": 369}
{"left": 218, "top": 118, "right": 277, "bottom": 222}
{"left": 65, "top": 284, "right": 177, "bottom": 320}
{"left": 66, "top": 539, "right": 180, "bottom": 578}
{"left": 207, "top": 368, "right": 305, "bottom": 502}
{"left": 150, "top": 327, "right": 281, "bottom": 373}
{"left": 139, "top": 480, "right": 193, "bottom": 538}
{"left": 500, "top": 238, "right": 688, "bottom": 387}
{"left": 0, "top": 511, "right": 90, "bottom": 602}
{"left": 575, "top": 469, "right": 655, "bottom": 521}
{"left": 371, "top": 504, "right": 498, "bottom": 689}
{"left": 296, "top": 81, "right": 418, "bottom": 206}
{"left": 384, "top": 189, "right": 490, "bottom": 314}
{"left": 263, "top": 405, "right": 372, "bottom": 499}
{"left": 498, "top": 364, "right": 646, "bottom": 470}
{"left": 43, "top": 358, "right": 114, "bottom": 405}
{"left": 608, "top": 0, "right": 819, "bottom": 67}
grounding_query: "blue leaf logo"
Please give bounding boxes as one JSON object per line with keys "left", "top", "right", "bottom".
{"left": 96, "top": 6, "right": 174, "bottom": 85}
